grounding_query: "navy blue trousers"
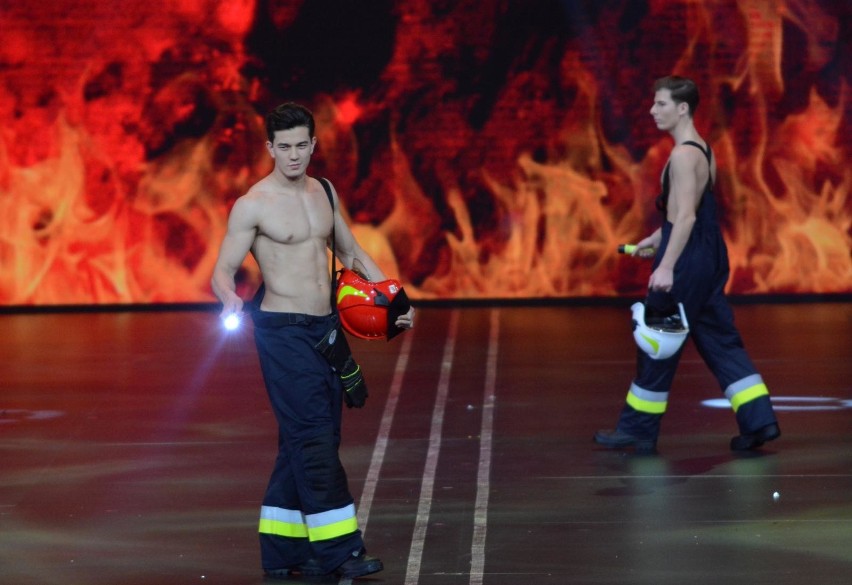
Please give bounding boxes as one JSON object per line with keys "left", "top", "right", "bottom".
{"left": 617, "top": 221, "right": 777, "bottom": 441}
{"left": 252, "top": 311, "right": 363, "bottom": 573}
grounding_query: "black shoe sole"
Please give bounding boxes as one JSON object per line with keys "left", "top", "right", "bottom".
{"left": 594, "top": 431, "right": 657, "bottom": 454}
{"left": 731, "top": 423, "right": 781, "bottom": 451}
{"left": 336, "top": 558, "right": 384, "bottom": 579}
{"left": 264, "top": 563, "right": 327, "bottom": 579}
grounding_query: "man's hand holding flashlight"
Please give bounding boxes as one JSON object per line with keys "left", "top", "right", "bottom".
{"left": 220, "top": 296, "right": 244, "bottom": 331}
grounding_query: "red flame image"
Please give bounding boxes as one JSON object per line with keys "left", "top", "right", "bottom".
{"left": 1, "top": 0, "right": 849, "bottom": 305}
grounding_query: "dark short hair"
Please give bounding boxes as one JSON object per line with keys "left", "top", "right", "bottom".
{"left": 653, "top": 76, "right": 699, "bottom": 116}
{"left": 265, "top": 102, "right": 315, "bottom": 141}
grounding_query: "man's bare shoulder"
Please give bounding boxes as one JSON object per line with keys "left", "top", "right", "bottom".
{"left": 227, "top": 180, "right": 276, "bottom": 228}
{"left": 232, "top": 176, "right": 279, "bottom": 211}
{"left": 670, "top": 142, "right": 705, "bottom": 162}
{"left": 242, "top": 175, "right": 278, "bottom": 199}
{"left": 304, "top": 175, "right": 330, "bottom": 197}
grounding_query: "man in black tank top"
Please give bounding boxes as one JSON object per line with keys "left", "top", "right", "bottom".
{"left": 594, "top": 76, "right": 779, "bottom": 453}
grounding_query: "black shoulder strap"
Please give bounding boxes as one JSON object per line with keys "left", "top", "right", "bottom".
{"left": 318, "top": 178, "right": 337, "bottom": 310}
{"left": 319, "top": 177, "right": 334, "bottom": 209}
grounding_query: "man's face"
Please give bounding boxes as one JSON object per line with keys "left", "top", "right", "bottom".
{"left": 266, "top": 126, "right": 316, "bottom": 179}
{"left": 649, "top": 89, "right": 686, "bottom": 131}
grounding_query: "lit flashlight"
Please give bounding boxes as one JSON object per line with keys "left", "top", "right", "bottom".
{"left": 619, "top": 244, "right": 655, "bottom": 257}
{"left": 223, "top": 313, "right": 241, "bottom": 331}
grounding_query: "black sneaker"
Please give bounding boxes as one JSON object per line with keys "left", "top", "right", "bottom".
{"left": 594, "top": 429, "right": 657, "bottom": 454}
{"left": 335, "top": 550, "right": 383, "bottom": 579}
{"left": 264, "top": 558, "right": 326, "bottom": 579}
{"left": 730, "top": 423, "right": 781, "bottom": 451}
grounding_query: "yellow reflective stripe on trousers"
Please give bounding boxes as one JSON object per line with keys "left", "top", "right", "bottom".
{"left": 625, "top": 383, "right": 668, "bottom": 415}
{"left": 259, "top": 506, "right": 308, "bottom": 538}
{"left": 306, "top": 503, "right": 359, "bottom": 542}
{"left": 726, "top": 375, "right": 769, "bottom": 412}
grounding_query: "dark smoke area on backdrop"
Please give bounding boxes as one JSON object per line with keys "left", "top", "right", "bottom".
{"left": 1, "top": 0, "right": 850, "bottom": 305}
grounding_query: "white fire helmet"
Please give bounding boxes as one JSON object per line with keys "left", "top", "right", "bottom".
{"left": 631, "top": 302, "right": 690, "bottom": 360}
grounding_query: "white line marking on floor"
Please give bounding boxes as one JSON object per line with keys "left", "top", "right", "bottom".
{"left": 405, "top": 310, "right": 459, "bottom": 585}
{"left": 356, "top": 330, "right": 414, "bottom": 536}
{"left": 470, "top": 309, "right": 499, "bottom": 585}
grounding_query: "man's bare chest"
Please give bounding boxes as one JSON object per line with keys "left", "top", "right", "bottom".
{"left": 256, "top": 197, "right": 331, "bottom": 245}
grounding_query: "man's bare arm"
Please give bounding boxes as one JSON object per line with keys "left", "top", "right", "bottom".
{"left": 325, "top": 180, "right": 415, "bottom": 328}
{"left": 325, "top": 181, "right": 388, "bottom": 281}
{"left": 649, "top": 147, "right": 701, "bottom": 291}
{"left": 211, "top": 197, "right": 257, "bottom": 317}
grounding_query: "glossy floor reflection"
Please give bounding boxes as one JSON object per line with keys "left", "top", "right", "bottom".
{"left": 1, "top": 303, "right": 850, "bottom": 584}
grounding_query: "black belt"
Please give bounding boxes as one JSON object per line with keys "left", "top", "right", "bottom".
{"left": 251, "top": 310, "right": 334, "bottom": 329}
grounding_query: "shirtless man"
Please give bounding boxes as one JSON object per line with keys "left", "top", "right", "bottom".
{"left": 594, "top": 76, "right": 779, "bottom": 453}
{"left": 211, "top": 103, "right": 414, "bottom": 579}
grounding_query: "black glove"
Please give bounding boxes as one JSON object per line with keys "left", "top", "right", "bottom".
{"left": 340, "top": 356, "right": 368, "bottom": 408}
{"left": 314, "top": 317, "right": 369, "bottom": 408}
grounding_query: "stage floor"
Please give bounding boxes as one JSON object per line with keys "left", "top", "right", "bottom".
{"left": 1, "top": 303, "right": 851, "bottom": 584}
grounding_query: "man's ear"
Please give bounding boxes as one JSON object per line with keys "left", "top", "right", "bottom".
{"left": 265, "top": 141, "right": 274, "bottom": 158}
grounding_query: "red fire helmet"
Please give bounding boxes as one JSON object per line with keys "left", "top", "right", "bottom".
{"left": 336, "top": 269, "right": 410, "bottom": 340}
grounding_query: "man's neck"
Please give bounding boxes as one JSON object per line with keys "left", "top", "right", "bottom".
{"left": 670, "top": 118, "right": 700, "bottom": 145}
{"left": 269, "top": 169, "right": 309, "bottom": 192}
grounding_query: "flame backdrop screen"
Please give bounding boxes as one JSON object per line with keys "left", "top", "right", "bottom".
{"left": 2, "top": 0, "right": 850, "bottom": 305}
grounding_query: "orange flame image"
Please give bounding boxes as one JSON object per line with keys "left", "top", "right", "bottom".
{"left": 0, "top": 0, "right": 849, "bottom": 305}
